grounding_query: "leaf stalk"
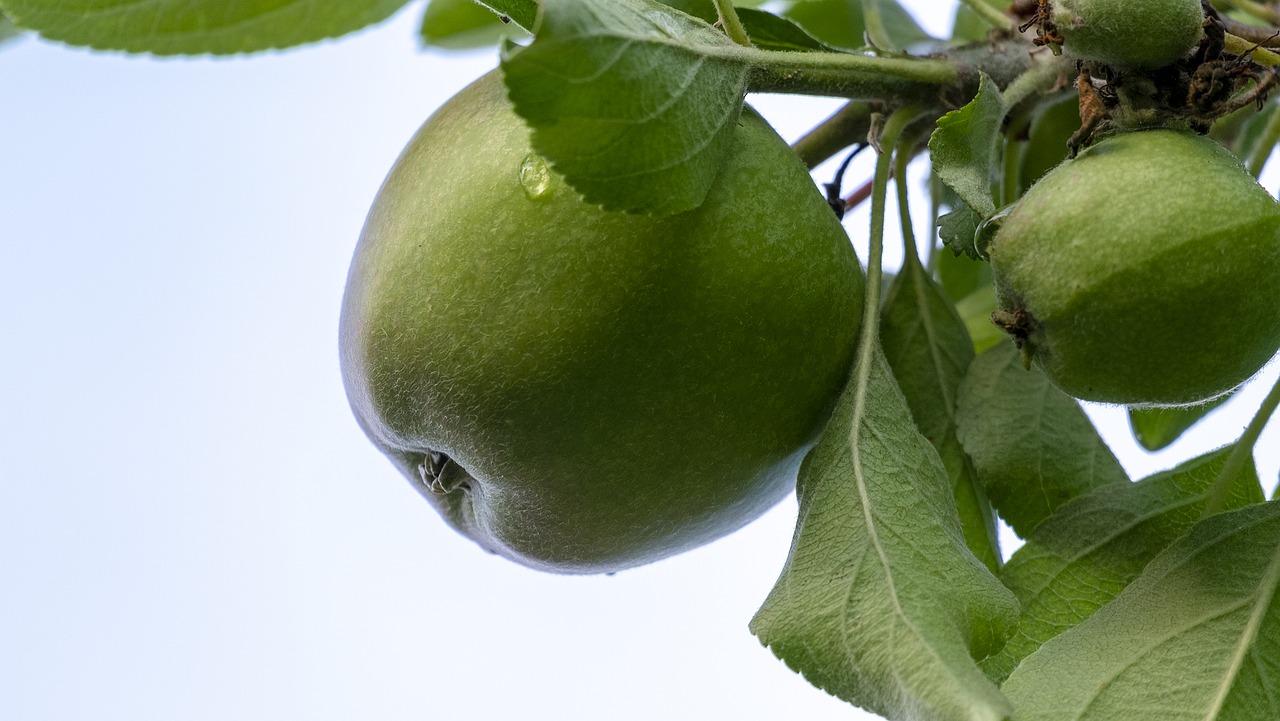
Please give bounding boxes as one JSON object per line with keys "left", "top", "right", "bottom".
{"left": 1205, "top": 374, "right": 1280, "bottom": 516}
{"left": 748, "top": 50, "right": 957, "bottom": 101}
{"left": 1225, "top": 33, "right": 1280, "bottom": 66}
{"left": 712, "top": 0, "right": 753, "bottom": 47}
{"left": 860, "top": 106, "right": 926, "bottom": 357}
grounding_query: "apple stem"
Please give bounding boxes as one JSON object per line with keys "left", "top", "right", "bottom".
{"left": 894, "top": 141, "right": 923, "bottom": 264}
{"left": 711, "top": 0, "right": 753, "bottom": 48}
{"left": 1205, "top": 374, "right": 1280, "bottom": 516}
{"left": 858, "top": 106, "right": 926, "bottom": 366}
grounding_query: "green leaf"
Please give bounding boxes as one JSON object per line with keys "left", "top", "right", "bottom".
{"left": 882, "top": 260, "right": 1001, "bottom": 572}
{"left": 657, "top": 0, "right": 769, "bottom": 23}
{"left": 421, "top": 0, "right": 770, "bottom": 49}
{"left": 1018, "top": 93, "right": 1079, "bottom": 193}
{"left": 983, "top": 448, "right": 1264, "bottom": 682}
{"left": 1212, "top": 102, "right": 1280, "bottom": 160}
{"left": 1003, "top": 500, "right": 1280, "bottom": 720}
{"left": 936, "top": 228, "right": 993, "bottom": 302}
{"left": 954, "top": 285, "right": 1003, "bottom": 355}
{"left": 500, "top": 0, "right": 751, "bottom": 215}
{"left": 472, "top": 0, "right": 539, "bottom": 31}
{"left": 951, "top": 0, "right": 1006, "bottom": 43}
{"left": 751, "top": 348, "right": 1018, "bottom": 721}
{"left": 931, "top": 182, "right": 993, "bottom": 301}
{"left": 929, "top": 73, "right": 1005, "bottom": 218}
{"left": 783, "top": 0, "right": 931, "bottom": 52}
{"left": 955, "top": 343, "right": 1129, "bottom": 537}
{"left": 655, "top": 0, "right": 716, "bottom": 22}
{"left": 860, "top": 0, "right": 933, "bottom": 51}
{"left": 1, "top": 11, "right": 20, "bottom": 43}
{"left": 420, "top": 0, "right": 528, "bottom": 49}
{"left": 735, "top": 7, "right": 839, "bottom": 52}
{"left": 931, "top": 166, "right": 964, "bottom": 212}
{"left": 1129, "top": 396, "right": 1230, "bottom": 452}
{"left": 938, "top": 205, "right": 984, "bottom": 260}
{"left": 0, "top": 0, "right": 410, "bottom": 54}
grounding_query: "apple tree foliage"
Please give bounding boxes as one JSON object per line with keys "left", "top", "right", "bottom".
{"left": 6, "top": 0, "right": 1280, "bottom": 719}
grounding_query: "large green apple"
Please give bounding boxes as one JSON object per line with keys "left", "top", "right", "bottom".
{"left": 340, "top": 70, "right": 863, "bottom": 574}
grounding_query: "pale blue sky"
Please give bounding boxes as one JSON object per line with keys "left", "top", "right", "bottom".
{"left": 2, "top": 4, "right": 1277, "bottom": 720}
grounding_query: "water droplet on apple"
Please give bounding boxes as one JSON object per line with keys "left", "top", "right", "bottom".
{"left": 974, "top": 205, "right": 1014, "bottom": 260}
{"left": 519, "top": 154, "right": 553, "bottom": 201}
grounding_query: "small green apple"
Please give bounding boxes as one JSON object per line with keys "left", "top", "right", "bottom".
{"left": 339, "top": 70, "right": 863, "bottom": 573}
{"left": 1050, "top": 0, "right": 1203, "bottom": 70}
{"left": 989, "top": 129, "right": 1280, "bottom": 406}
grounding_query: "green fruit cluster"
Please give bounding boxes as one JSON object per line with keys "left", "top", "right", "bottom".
{"left": 339, "top": 71, "right": 864, "bottom": 574}
{"left": 1050, "top": 0, "right": 1203, "bottom": 70}
{"left": 989, "top": 129, "right": 1280, "bottom": 406}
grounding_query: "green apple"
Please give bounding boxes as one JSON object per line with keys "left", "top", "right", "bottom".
{"left": 989, "top": 129, "right": 1280, "bottom": 406}
{"left": 339, "top": 70, "right": 863, "bottom": 574}
{"left": 1050, "top": 0, "right": 1203, "bottom": 70}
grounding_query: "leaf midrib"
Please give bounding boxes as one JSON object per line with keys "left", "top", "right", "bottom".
{"left": 848, "top": 357, "right": 986, "bottom": 714}
{"left": 1203, "top": 539, "right": 1280, "bottom": 719}
{"left": 1062, "top": 511, "right": 1280, "bottom": 720}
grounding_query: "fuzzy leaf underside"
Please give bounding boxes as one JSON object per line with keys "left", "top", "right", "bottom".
{"left": 983, "top": 448, "right": 1264, "bottom": 682}
{"left": 0, "top": 0, "right": 409, "bottom": 54}
{"left": 938, "top": 205, "right": 984, "bottom": 260}
{"left": 955, "top": 343, "right": 1129, "bottom": 537}
{"left": 881, "top": 260, "right": 1000, "bottom": 572}
{"left": 932, "top": 197, "right": 994, "bottom": 303}
{"left": 929, "top": 73, "right": 1004, "bottom": 218}
{"left": 1003, "top": 501, "right": 1280, "bottom": 721}
{"left": 751, "top": 348, "right": 1017, "bottom": 721}
{"left": 501, "top": 0, "right": 751, "bottom": 215}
